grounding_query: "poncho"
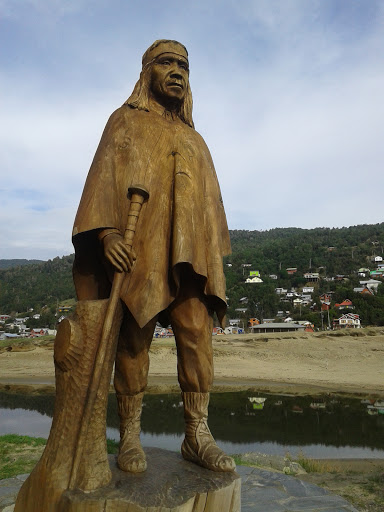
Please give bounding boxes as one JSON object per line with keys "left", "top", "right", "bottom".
{"left": 72, "top": 105, "right": 231, "bottom": 328}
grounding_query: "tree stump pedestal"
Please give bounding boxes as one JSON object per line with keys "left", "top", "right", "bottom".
{"left": 58, "top": 448, "right": 241, "bottom": 512}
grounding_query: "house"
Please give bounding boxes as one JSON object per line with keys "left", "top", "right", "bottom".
{"left": 335, "top": 299, "right": 354, "bottom": 310}
{"left": 370, "top": 270, "right": 384, "bottom": 278}
{"left": 15, "top": 317, "right": 28, "bottom": 325}
{"left": 248, "top": 318, "right": 260, "bottom": 327}
{"left": 334, "top": 313, "right": 361, "bottom": 329}
{"left": 319, "top": 293, "right": 331, "bottom": 305}
{"left": 378, "top": 263, "right": 384, "bottom": 270}
{"left": 286, "top": 268, "right": 297, "bottom": 275}
{"left": 269, "top": 274, "right": 278, "bottom": 280}
{"left": 0, "top": 315, "right": 11, "bottom": 322}
{"left": 275, "top": 288, "right": 287, "bottom": 295}
{"left": 353, "top": 286, "right": 373, "bottom": 295}
{"left": 226, "top": 263, "right": 232, "bottom": 267}
{"left": 229, "top": 318, "right": 241, "bottom": 326}
{"left": 293, "top": 298, "right": 303, "bottom": 307}
{"left": 360, "top": 279, "right": 382, "bottom": 293}
{"left": 302, "top": 287, "right": 314, "bottom": 294}
{"left": 296, "top": 321, "right": 315, "bottom": 332}
{"left": 239, "top": 297, "right": 248, "bottom": 304}
{"left": 30, "top": 328, "right": 48, "bottom": 337}
{"left": 371, "top": 255, "right": 383, "bottom": 263}
{"left": 245, "top": 276, "right": 263, "bottom": 284}
{"left": 58, "top": 305, "right": 72, "bottom": 313}
{"left": 303, "top": 273, "right": 319, "bottom": 282}
{"left": 249, "top": 270, "right": 260, "bottom": 277}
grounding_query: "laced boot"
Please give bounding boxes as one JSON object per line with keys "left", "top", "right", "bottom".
{"left": 116, "top": 392, "right": 147, "bottom": 473}
{"left": 181, "top": 391, "right": 236, "bottom": 472}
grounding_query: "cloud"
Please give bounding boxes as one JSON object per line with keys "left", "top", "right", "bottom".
{"left": 1, "top": 0, "right": 383, "bottom": 259}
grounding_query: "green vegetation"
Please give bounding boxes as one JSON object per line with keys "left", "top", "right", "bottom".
{"left": 0, "top": 259, "right": 44, "bottom": 270}
{"left": 1, "top": 223, "right": 384, "bottom": 327}
{"left": 0, "top": 435, "right": 120, "bottom": 479}
{"left": 0, "top": 434, "right": 47, "bottom": 479}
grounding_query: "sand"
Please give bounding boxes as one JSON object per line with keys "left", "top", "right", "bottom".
{"left": 1, "top": 329, "right": 383, "bottom": 397}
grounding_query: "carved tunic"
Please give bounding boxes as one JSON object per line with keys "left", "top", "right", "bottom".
{"left": 73, "top": 106, "right": 230, "bottom": 328}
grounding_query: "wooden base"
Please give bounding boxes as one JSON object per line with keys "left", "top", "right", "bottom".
{"left": 58, "top": 448, "right": 241, "bottom": 512}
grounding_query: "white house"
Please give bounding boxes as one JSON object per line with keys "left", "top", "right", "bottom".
{"left": 302, "top": 287, "right": 314, "bottom": 294}
{"left": 360, "top": 279, "right": 382, "bottom": 293}
{"left": 335, "top": 313, "right": 361, "bottom": 329}
{"left": 245, "top": 276, "right": 263, "bottom": 284}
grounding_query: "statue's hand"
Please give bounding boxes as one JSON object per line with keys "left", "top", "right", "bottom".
{"left": 103, "top": 233, "right": 137, "bottom": 273}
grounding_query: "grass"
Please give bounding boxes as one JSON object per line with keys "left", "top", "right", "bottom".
{"left": 0, "top": 435, "right": 120, "bottom": 480}
{"left": 0, "top": 434, "right": 47, "bottom": 479}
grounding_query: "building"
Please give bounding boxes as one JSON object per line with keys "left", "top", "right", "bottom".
{"left": 333, "top": 313, "right": 361, "bottom": 329}
{"left": 303, "top": 272, "right": 319, "bottom": 282}
{"left": 250, "top": 322, "right": 306, "bottom": 333}
{"left": 245, "top": 276, "right": 263, "bottom": 284}
{"left": 335, "top": 299, "right": 354, "bottom": 310}
{"left": 286, "top": 268, "right": 297, "bottom": 275}
{"left": 360, "top": 279, "right": 382, "bottom": 293}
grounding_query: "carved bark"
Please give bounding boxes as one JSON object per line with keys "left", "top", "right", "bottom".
{"left": 14, "top": 299, "right": 123, "bottom": 512}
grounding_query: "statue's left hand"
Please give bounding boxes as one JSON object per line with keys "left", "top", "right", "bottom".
{"left": 103, "top": 233, "right": 137, "bottom": 273}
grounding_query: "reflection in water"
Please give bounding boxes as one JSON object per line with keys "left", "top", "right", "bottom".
{"left": 1, "top": 391, "right": 384, "bottom": 458}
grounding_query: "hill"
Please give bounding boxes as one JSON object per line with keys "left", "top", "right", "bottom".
{"left": 0, "top": 255, "right": 75, "bottom": 314}
{"left": 0, "top": 259, "right": 44, "bottom": 270}
{"left": 1, "top": 223, "right": 384, "bottom": 327}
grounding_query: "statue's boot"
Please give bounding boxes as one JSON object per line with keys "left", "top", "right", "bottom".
{"left": 181, "top": 391, "right": 236, "bottom": 472}
{"left": 116, "top": 392, "right": 147, "bottom": 473}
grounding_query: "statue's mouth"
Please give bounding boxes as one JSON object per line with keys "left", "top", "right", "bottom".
{"left": 168, "top": 81, "right": 183, "bottom": 89}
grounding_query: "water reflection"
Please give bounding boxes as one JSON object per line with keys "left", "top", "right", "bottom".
{"left": 1, "top": 391, "right": 384, "bottom": 458}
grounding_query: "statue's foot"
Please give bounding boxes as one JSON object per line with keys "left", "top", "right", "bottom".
{"left": 181, "top": 421, "right": 236, "bottom": 472}
{"left": 117, "top": 443, "right": 147, "bottom": 473}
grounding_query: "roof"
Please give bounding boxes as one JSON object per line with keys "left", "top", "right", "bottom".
{"left": 250, "top": 322, "right": 306, "bottom": 330}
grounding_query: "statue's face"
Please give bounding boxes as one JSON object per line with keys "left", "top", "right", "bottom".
{"left": 150, "top": 52, "right": 189, "bottom": 107}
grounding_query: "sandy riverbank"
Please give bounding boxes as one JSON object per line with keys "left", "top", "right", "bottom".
{"left": 1, "top": 329, "right": 383, "bottom": 397}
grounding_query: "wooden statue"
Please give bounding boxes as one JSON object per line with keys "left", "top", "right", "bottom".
{"left": 15, "top": 40, "right": 235, "bottom": 512}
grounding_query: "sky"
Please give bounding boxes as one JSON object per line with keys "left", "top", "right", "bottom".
{"left": 1, "top": 0, "right": 383, "bottom": 260}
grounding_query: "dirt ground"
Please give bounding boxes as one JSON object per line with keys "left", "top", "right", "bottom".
{"left": 1, "top": 328, "right": 384, "bottom": 510}
{"left": 1, "top": 328, "right": 383, "bottom": 397}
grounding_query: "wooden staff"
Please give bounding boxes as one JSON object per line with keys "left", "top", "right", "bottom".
{"left": 68, "top": 184, "right": 149, "bottom": 490}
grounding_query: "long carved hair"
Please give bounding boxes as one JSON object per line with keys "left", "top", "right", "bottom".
{"left": 124, "top": 42, "right": 194, "bottom": 129}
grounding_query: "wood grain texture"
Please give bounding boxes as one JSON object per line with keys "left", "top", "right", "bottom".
{"left": 14, "top": 299, "right": 123, "bottom": 511}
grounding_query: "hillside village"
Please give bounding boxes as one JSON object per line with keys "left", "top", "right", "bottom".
{"left": 1, "top": 225, "right": 384, "bottom": 338}
{"left": 224, "top": 254, "right": 384, "bottom": 333}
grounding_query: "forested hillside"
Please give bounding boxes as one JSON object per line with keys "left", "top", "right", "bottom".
{"left": 0, "top": 255, "right": 75, "bottom": 314}
{"left": 1, "top": 223, "right": 384, "bottom": 327}
{"left": 0, "top": 259, "right": 44, "bottom": 270}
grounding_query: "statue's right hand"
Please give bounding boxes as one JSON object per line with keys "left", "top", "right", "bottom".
{"left": 103, "top": 233, "right": 137, "bottom": 273}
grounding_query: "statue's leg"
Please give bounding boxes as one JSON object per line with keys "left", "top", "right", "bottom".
{"left": 169, "top": 286, "right": 236, "bottom": 472}
{"left": 114, "top": 307, "right": 157, "bottom": 472}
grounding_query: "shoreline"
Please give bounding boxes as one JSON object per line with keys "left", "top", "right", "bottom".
{"left": 1, "top": 330, "right": 383, "bottom": 398}
{"left": 1, "top": 376, "right": 383, "bottom": 398}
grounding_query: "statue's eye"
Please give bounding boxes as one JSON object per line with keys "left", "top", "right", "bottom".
{"left": 161, "top": 60, "right": 171, "bottom": 65}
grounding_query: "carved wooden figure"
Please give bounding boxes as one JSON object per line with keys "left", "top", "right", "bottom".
{"left": 15, "top": 40, "right": 237, "bottom": 512}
